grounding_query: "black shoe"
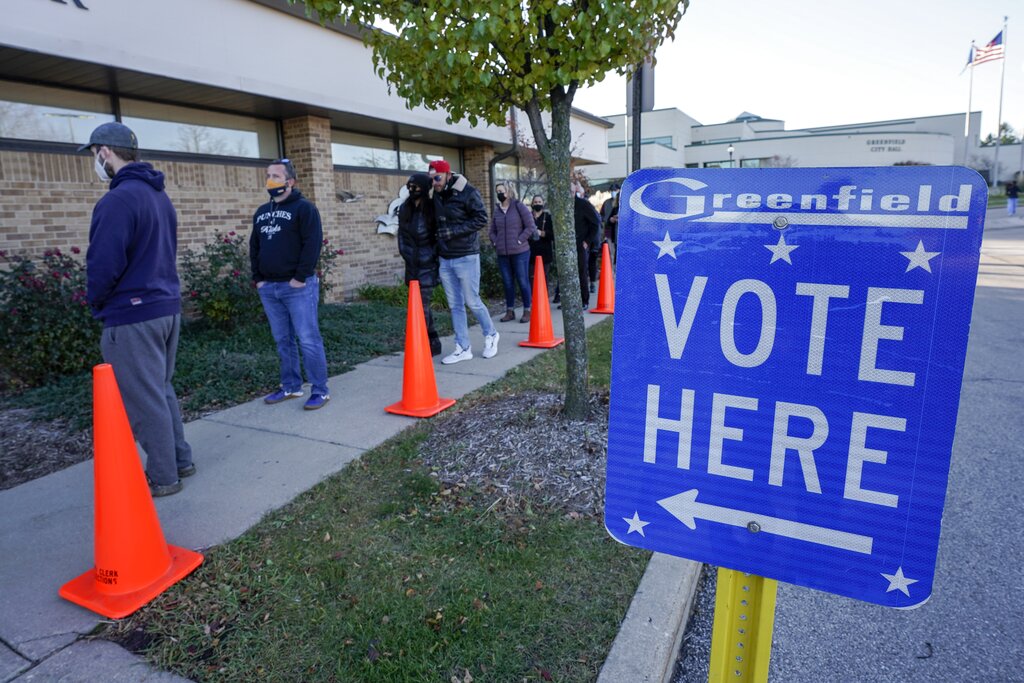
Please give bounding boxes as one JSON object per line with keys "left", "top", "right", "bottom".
{"left": 148, "top": 477, "right": 183, "bottom": 497}
{"left": 430, "top": 340, "right": 443, "bottom": 357}
{"left": 178, "top": 464, "right": 196, "bottom": 478}
{"left": 552, "top": 294, "right": 560, "bottom": 304}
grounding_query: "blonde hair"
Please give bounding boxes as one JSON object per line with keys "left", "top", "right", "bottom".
{"left": 494, "top": 182, "right": 517, "bottom": 200}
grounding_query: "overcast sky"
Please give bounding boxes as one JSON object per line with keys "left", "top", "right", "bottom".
{"left": 573, "top": 0, "right": 1021, "bottom": 138}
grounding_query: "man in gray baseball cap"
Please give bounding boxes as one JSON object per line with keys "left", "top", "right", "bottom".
{"left": 76, "top": 121, "right": 138, "bottom": 153}
{"left": 80, "top": 122, "right": 194, "bottom": 497}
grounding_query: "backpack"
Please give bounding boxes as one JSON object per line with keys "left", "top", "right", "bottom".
{"left": 514, "top": 201, "right": 540, "bottom": 241}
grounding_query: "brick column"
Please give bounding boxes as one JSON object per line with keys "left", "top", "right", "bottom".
{"left": 282, "top": 115, "right": 334, "bottom": 205}
{"left": 462, "top": 144, "right": 495, "bottom": 208}
{"left": 281, "top": 115, "right": 343, "bottom": 299}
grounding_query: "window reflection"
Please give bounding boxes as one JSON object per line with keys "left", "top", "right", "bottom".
{"left": 398, "top": 140, "right": 460, "bottom": 172}
{"left": 120, "top": 99, "right": 277, "bottom": 158}
{"left": 332, "top": 131, "right": 397, "bottom": 168}
{"left": 0, "top": 81, "right": 113, "bottom": 144}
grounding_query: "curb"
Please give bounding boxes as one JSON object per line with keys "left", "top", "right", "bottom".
{"left": 598, "top": 554, "right": 704, "bottom": 683}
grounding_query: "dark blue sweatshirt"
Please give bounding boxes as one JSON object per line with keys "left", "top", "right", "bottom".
{"left": 249, "top": 190, "right": 323, "bottom": 283}
{"left": 86, "top": 162, "right": 182, "bottom": 327}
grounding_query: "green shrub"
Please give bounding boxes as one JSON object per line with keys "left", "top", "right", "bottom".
{"left": 358, "top": 281, "right": 449, "bottom": 310}
{"left": 479, "top": 246, "right": 504, "bottom": 300}
{"left": 0, "top": 248, "right": 101, "bottom": 389}
{"left": 181, "top": 231, "right": 344, "bottom": 328}
{"left": 180, "top": 232, "right": 259, "bottom": 328}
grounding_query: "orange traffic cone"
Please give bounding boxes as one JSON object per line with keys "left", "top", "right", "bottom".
{"left": 520, "top": 256, "right": 565, "bottom": 349}
{"left": 590, "top": 242, "right": 615, "bottom": 314}
{"left": 385, "top": 280, "right": 456, "bottom": 417}
{"left": 59, "top": 364, "right": 203, "bottom": 619}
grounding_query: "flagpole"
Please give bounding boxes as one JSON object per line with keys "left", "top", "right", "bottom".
{"left": 964, "top": 41, "right": 975, "bottom": 166}
{"left": 992, "top": 16, "right": 1007, "bottom": 188}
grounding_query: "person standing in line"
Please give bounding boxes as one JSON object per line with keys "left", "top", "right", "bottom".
{"left": 429, "top": 159, "right": 499, "bottom": 364}
{"left": 571, "top": 181, "right": 600, "bottom": 309}
{"left": 1007, "top": 179, "right": 1019, "bottom": 216}
{"left": 250, "top": 158, "right": 331, "bottom": 410}
{"left": 586, "top": 195, "right": 604, "bottom": 296}
{"left": 489, "top": 182, "right": 536, "bottom": 323}
{"left": 81, "top": 122, "right": 194, "bottom": 497}
{"left": 397, "top": 173, "right": 443, "bottom": 356}
{"left": 529, "top": 194, "right": 555, "bottom": 294}
{"left": 600, "top": 184, "right": 620, "bottom": 265}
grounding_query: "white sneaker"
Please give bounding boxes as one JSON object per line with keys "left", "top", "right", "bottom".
{"left": 442, "top": 343, "right": 473, "bottom": 364}
{"left": 482, "top": 332, "right": 500, "bottom": 359}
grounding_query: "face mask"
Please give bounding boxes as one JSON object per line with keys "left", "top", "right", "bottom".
{"left": 611, "top": 191, "right": 619, "bottom": 198}
{"left": 94, "top": 153, "right": 113, "bottom": 181}
{"left": 266, "top": 178, "right": 288, "bottom": 198}
{"left": 532, "top": 204, "right": 544, "bottom": 211}
{"left": 496, "top": 192, "right": 506, "bottom": 203}
{"left": 408, "top": 186, "right": 422, "bottom": 197}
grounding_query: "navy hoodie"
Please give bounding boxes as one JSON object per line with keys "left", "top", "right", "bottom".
{"left": 249, "top": 189, "right": 322, "bottom": 283}
{"left": 86, "top": 162, "right": 182, "bottom": 327}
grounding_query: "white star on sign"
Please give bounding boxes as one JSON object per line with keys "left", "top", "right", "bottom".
{"left": 623, "top": 512, "right": 650, "bottom": 537}
{"left": 881, "top": 566, "right": 919, "bottom": 597}
{"left": 900, "top": 240, "right": 940, "bottom": 273}
{"left": 764, "top": 234, "right": 798, "bottom": 264}
{"left": 653, "top": 232, "right": 682, "bottom": 259}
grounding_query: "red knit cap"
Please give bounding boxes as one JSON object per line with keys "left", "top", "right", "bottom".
{"left": 428, "top": 159, "right": 451, "bottom": 174}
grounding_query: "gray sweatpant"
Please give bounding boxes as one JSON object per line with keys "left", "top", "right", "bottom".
{"left": 101, "top": 314, "right": 192, "bottom": 486}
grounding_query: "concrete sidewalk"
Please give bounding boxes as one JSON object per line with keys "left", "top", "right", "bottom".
{"left": 0, "top": 306, "right": 698, "bottom": 682}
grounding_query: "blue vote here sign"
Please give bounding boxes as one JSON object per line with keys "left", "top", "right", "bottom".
{"left": 605, "top": 167, "right": 986, "bottom": 607}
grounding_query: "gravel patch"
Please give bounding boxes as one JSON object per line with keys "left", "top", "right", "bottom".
{"left": 0, "top": 409, "right": 91, "bottom": 490}
{"left": 417, "top": 389, "right": 610, "bottom": 517}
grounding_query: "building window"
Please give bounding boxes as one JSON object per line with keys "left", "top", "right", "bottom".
{"left": 120, "top": 99, "right": 277, "bottom": 158}
{"left": 740, "top": 158, "right": 762, "bottom": 168}
{"left": 398, "top": 140, "right": 460, "bottom": 173}
{"left": 0, "top": 81, "right": 113, "bottom": 144}
{"left": 331, "top": 130, "right": 398, "bottom": 169}
{"left": 608, "top": 135, "right": 675, "bottom": 150}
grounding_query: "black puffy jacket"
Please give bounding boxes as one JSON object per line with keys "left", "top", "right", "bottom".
{"left": 397, "top": 198, "right": 439, "bottom": 287}
{"left": 433, "top": 174, "right": 488, "bottom": 259}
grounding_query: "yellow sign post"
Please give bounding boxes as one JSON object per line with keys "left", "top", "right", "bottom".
{"left": 708, "top": 568, "right": 778, "bottom": 682}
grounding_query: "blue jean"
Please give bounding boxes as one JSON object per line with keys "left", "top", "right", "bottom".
{"left": 439, "top": 254, "right": 496, "bottom": 350}
{"left": 1009, "top": 197, "right": 1018, "bottom": 215}
{"left": 258, "top": 277, "right": 329, "bottom": 396}
{"left": 497, "top": 251, "right": 532, "bottom": 310}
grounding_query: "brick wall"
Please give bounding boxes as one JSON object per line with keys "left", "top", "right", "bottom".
{"left": 332, "top": 170, "right": 405, "bottom": 293}
{"left": 0, "top": 141, "right": 497, "bottom": 300}
{"left": 463, "top": 144, "right": 495, "bottom": 208}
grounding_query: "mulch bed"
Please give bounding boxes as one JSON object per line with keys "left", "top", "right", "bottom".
{"left": 418, "top": 389, "right": 609, "bottom": 517}
{"left": 0, "top": 409, "right": 91, "bottom": 490}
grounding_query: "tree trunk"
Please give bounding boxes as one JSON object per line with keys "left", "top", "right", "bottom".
{"left": 525, "top": 91, "right": 589, "bottom": 419}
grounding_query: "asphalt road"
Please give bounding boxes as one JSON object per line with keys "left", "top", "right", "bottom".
{"left": 674, "top": 209, "right": 1024, "bottom": 682}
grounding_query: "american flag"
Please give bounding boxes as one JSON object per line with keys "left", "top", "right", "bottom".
{"left": 972, "top": 31, "right": 1004, "bottom": 66}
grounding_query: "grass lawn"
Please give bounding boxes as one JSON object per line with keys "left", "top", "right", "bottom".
{"left": 108, "top": 319, "right": 651, "bottom": 682}
{"left": 987, "top": 193, "right": 1007, "bottom": 209}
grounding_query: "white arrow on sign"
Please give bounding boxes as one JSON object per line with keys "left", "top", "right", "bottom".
{"left": 657, "top": 489, "right": 874, "bottom": 555}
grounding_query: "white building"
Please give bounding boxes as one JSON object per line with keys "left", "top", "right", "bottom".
{"left": 590, "top": 108, "right": 1022, "bottom": 187}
